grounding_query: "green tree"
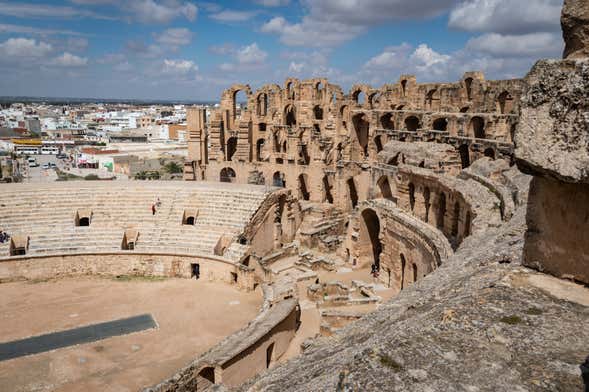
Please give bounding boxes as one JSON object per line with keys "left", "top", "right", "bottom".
{"left": 164, "top": 161, "right": 183, "bottom": 174}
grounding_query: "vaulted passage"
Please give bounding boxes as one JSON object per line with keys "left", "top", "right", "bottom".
{"left": 226, "top": 137, "right": 238, "bottom": 161}
{"left": 471, "top": 117, "right": 485, "bottom": 139}
{"left": 352, "top": 113, "right": 369, "bottom": 158}
{"left": 220, "top": 167, "right": 236, "bottom": 183}
{"left": 298, "top": 174, "right": 310, "bottom": 201}
{"left": 404, "top": 116, "right": 420, "bottom": 132}
{"left": 360, "top": 209, "right": 382, "bottom": 269}
{"left": 347, "top": 178, "right": 359, "bottom": 209}
{"left": 377, "top": 176, "right": 393, "bottom": 201}
{"left": 459, "top": 144, "right": 470, "bottom": 168}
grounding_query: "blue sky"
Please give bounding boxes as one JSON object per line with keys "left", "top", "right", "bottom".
{"left": 0, "top": 0, "right": 564, "bottom": 100}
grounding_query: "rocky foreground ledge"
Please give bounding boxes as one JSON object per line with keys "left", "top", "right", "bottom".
{"left": 240, "top": 203, "right": 589, "bottom": 391}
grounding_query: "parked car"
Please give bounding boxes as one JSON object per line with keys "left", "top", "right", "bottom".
{"left": 29, "top": 162, "right": 39, "bottom": 167}
{"left": 56, "top": 153, "right": 67, "bottom": 159}
{"left": 42, "top": 163, "right": 50, "bottom": 169}
{"left": 49, "top": 163, "right": 57, "bottom": 168}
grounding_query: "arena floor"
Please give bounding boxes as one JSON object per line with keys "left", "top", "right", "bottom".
{"left": 0, "top": 277, "right": 262, "bottom": 392}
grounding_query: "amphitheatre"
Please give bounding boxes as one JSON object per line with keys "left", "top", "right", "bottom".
{"left": 1, "top": 1, "right": 589, "bottom": 391}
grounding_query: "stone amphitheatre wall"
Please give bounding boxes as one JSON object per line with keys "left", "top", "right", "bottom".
{"left": 0, "top": 252, "right": 255, "bottom": 290}
{"left": 347, "top": 200, "right": 453, "bottom": 291}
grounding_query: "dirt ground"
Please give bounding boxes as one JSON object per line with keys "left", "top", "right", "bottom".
{"left": 0, "top": 276, "right": 262, "bottom": 392}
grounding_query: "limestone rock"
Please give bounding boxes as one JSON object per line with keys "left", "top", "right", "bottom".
{"left": 562, "top": 0, "right": 589, "bottom": 59}
{"left": 515, "top": 59, "right": 589, "bottom": 183}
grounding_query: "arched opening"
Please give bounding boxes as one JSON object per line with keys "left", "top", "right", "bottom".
{"left": 404, "top": 116, "right": 420, "bottom": 132}
{"left": 425, "top": 89, "right": 437, "bottom": 109}
{"left": 432, "top": 118, "right": 448, "bottom": 132}
{"left": 220, "top": 167, "right": 236, "bottom": 183}
{"left": 497, "top": 91, "right": 513, "bottom": 114}
{"left": 284, "top": 105, "right": 296, "bottom": 126}
{"left": 354, "top": 90, "right": 365, "bottom": 105}
{"left": 374, "top": 136, "right": 383, "bottom": 153}
{"left": 460, "top": 106, "right": 470, "bottom": 113}
{"left": 388, "top": 154, "right": 399, "bottom": 166}
{"left": 185, "top": 216, "right": 195, "bottom": 225}
{"left": 256, "top": 138, "right": 265, "bottom": 161}
{"left": 400, "top": 253, "right": 406, "bottom": 289}
{"left": 266, "top": 342, "right": 275, "bottom": 368}
{"left": 464, "top": 77, "right": 473, "bottom": 101}
{"left": 226, "top": 137, "right": 237, "bottom": 161}
{"left": 313, "top": 105, "right": 323, "bottom": 120}
{"left": 377, "top": 176, "right": 393, "bottom": 201}
{"left": 459, "top": 144, "right": 470, "bottom": 168}
{"left": 273, "top": 132, "right": 281, "bottom": 153}
{"left": 234, "top": 90, "right": 248, "bottom": 120}
{"left": 471, "top": 117, "right": 485, "bottom": 139}
{"left": 464, "top": 211, "right": 471, "bottom": 237}
{"left": 452, "top": 201, "right": 460, "bottom": 238}
{"left": 437, "top": 193, "right": 446, "bottom": 231}
{"left": 286, "top": 81, "right": 295, "bottom": 100}
{"left": 273, "top": 171, "right": 285, "bottom": 187}
{"left": 298, "top": 174, "right": 310, "bottom": 200}
{"left": 423, "top": 187, "right": 431, "bottom": 223}
{"left": 299, "top": 143, "right": 310, "bottom": 164}
{"left": 412, "top": 263, "right": 418, "bottom": 283}
{"left": 352, "top": 113, "right": 369, "bottom": 158}
{"left": 79, "top": 217, "right": 89, "bottom": 226}
{"left": 259, "top": 123, "right": 266, "bottom": 132}
{"left": 380, "top": 113, "right": 394, "bottom": 130}
{"left": 408, "top": 183, "right": 415, "bottom": 212}
{"left": 257, "top": 93, "right": 268, "bottom": 116}
{"left": 361, "top": 209, "right": 382, "bottom": 269}
{"left": 347, "top": 178, "right": 359, "bottom": 209}
{"left": 322, "top": 175, "right": 333, "bottom": 204}
{"left": 197, "top": 367, "right": 215, "bottom": 388}
{"left": 484, "top": 147, "right": 496, "bottom": 159}
{"left": 401, "top": 80, "right": 407, "bottom": 96}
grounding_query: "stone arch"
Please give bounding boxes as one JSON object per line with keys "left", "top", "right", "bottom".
{"left": 353, "top": 90, "right": 366, "bottom": 105}
{"left": 273, "top": 171, "right": 286, "bottom": 187}
{"left": 484, "top": 147, "right": 496, "bottom": 159}
{"left": 257, "top": 92, "right": 268, "bottom": 116}
{"left": 322, "top": 175, "right": 333, "bottom": 204}
{"left": 347, "top": 177, "right": 359, "bottom": 209}
{"left": 377, "top": 176, "right": 393, "bottom": 201}
{"left": 284, "top": 105, "right": 296, "bottom": 126}
{"left": 401, "top": 79, "right": 408, "bottom": 97}
{"left": 360, "top": 208, "right": 382, "bottom": 269}
{"left": 388, "top": 153, "right": 400, "bottom": 166}
{"left": 464, "top": 77, "right": 473, "bottom": 101}
{"left": 404, "top": 116, "right": 420, "bottom": 132}
{"left": 432, "top": 117, "right": 448, "bottom": 132}
{"left": 368, "top": 92, "right": 380, "bottom": 109}
{"left": 232, "top": 87, "right": 251, "bottom": 121}
{"left": 313, "top": 105, "right": 323, "bottom": 120}
{"left": 408, "top": 183, "right": 415, "bottom": 212}
{"left": 496, "top": 91, "right": 513, "bottom": 114}
{"left": 460, "top": 106, "right": 470, "bottom": 113}
{"left": 352, "top": 113, "right": 369, "bottom": 158}
{"left": 425, "top": 88, "right": 437, "bottom": 109}
{"left": 423, "top": 187, "right": 431, "bottom": 223}
{"left": 298, "top": 173, "right": 310, "bottom": 200}
{"left": 374, "top": 135, "right": 384, "bottom": 153}
{"left": 437, "top": 192, "right": 446, "bottom": 231}
{"left": 459, "top": 144, "right": 470, "bottom": 168}
{"left": 470, "top": 116, "right": 485, "bottom": 139}
{"left": 220, "top": 167, "right": 236, "bottom": 183}
{"left": 380, "top": 113, "right": 394, "bottom": 130}
{"left": 256, "top": 138, "right": 265, "bottom": 161}
{"left": 285, "top": 79, "right": 297, "bottom": 100}
{"left": 226, "top": 137, "right": 237, "bottom": 161}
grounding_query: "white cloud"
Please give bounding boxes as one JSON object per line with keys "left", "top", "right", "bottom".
{"left": 67, "top": 37, "right": 88, "bottom": 52}
{"left": 0, "top": 2, "right": 110, "bottom": 19}
{"left": 261, "top": 16, "right": 364, "bottom": 47}
{"left": 0, "top": 23, "right": 85, "bottom": 36}
{"left": 209, "top": 43, "right": 236, "bottom": 55}
{"left": 50, "top": 52, "right": 88, "bottom": 67}
{"left": 210, "top": 10, "right": 259, "bottom": 22}
{"left": 288, "top": 61, "right": 304, "bottom": 73}
{"left": 163, "top": 59, "right": 198, "bottom": 74}
{"left": 466, "top": 32, "right": 563, "bottom": 58}
{"left": 154, "top": 28, "right": 193, "bottom": 47}
{"left": 449, "top": 0, "right": 561, "bottom": 35}
{"left": 124, "top": 0, "right": 197, "bottom": 24}
{"left": 236, "top": 43, "right": 267, "bottom": 64}
{"left": 410, "top": 44, "right": 451, "bottom": 68}
{"left": 254, "top": 0, "right": 289, "bottom": 6}
{"left": 0, "top": 37, "right": 53, "bottom": 58}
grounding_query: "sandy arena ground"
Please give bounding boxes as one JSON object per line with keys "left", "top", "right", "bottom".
{"left": 0, "top": 277, "right": 262, "bottom": 392}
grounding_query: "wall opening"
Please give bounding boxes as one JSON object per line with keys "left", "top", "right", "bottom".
{"left": 226, "top": 137, "right": 237, "bottom": 161}
{"left": 191, "top": 263, "right": 200, "bottom": 279}
{"left": 471, "top": 117, "right": 485, "bottom": 139}
{"left": 437, "top": 193, "right": 446, "bottom": 231}
{"left": 256, "top": 139, "right": 265, "bottom": 161}
{"left": 380, "top": 113, "right": 394, "bottom": 130}
{"left": 231, "top": 272, "right": 238, "bottom": 283}
{"left": 352, "top": 113, "right": 369, "bottom": 158}
{"left": 323, "top": 175, "right": 333, "bottom": 204}
{"left": 313, "top": 105, "right": 323, "bottom": 120}
{"left": 464, "top": 77, "right": 473, "bottom": 101}
{"left": 424, "top": 187, "right": 431, "bottom": 223}
{"left": 374, "top": 136, "right": 383, "bottom": 153}
{"left": 401, "top": 80, "right": 407, "bottom": 96}
{"left": 266, "top": 342, "right": 275, "bottom": 368}
{"left": 79, "top": 217, "right": 89, "bottom": 226}
{"left": 347, "top": 178, "right": 359, "bottom": 209}
{"left": 75, "top": 210, "right": 92, "bottom": 227}
{"left": 404, "top": 116, "right": 420, "bottom": 132}
{"left": 234, "top": 90, "right": 248, "bottom": 121}
{"left": 484, "top": 147, "right": 496, "bottom": 159}
{"left": 464, "top": 211, "right": 471, "bottom": 237}
{"left": 273, "top": 171, "right": 286, "bottom": 187}
{"left": 257, "top": 93, "right": 268, "bottom": 116}
{"left": 459, "top": 144, "right": 470, "bottom": 168}
{"left": 285, "top": 105, "right": 296, "bottom": 126}
{"left": 298, "top": 174, "right": 310, "bottom": 201}
{"left": 361, "top": 209, "right": 382, "bottom": 269}
{"left": 412, "top": 263, "right": 418, "bottom": 283}
{"left": 432, "top": 118, "right": 448, "bottom": 132}
{"left": 9, "top": 237, "right": 27, "bottom": 256}
{"left": 408, "top": 183, "right": 415, "bottom": 212}
{"left": 197, "top": 367, "right": 215, "bottom": 388}
{"left": 354, "top": 90, "right": 365, "bottom": 105}
{"left": 220, "top": 167, "right": 236, "bottom": 183}
{"left": 497, "top": 91, "right": 513, "bottom": 114}
{"left": 377, "top": 176, "right": 393, "bottom": 201}
{"left": 400, "top": 253, "right": 406, "bottom": 290}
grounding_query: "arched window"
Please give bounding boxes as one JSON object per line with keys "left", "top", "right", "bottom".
{"left": 484, "top": 147, "right": 496, "bottom": 159}
{"left": 273, "top": 171, "right": 285, "bottom": 187}
{"left": 284, "top": 105, "right": 296, "bottom": 126}
{"left": 497, "top": 91, "right": 513, "bottom": 114}
{"left": 464, "top": 77, "right": 473, "bottom": 101}
{"left": 220, "top": 167, "right": 236, "bottom": 183}
{"left": 380, "top": 113, "right": 394, "bottom": 130}
{"left": 313, "top": 105, "right": 323, "bottom": 120}
{"left": 226, "top": 137, "right": 237, "bottom": 161}
{"left": 471, "top": 117, "right": 485, "bottom": 139}
{"left": 298, "top": 174, "right": 310, "bottom": 200}
{"left": 347, "top": 178, "right": 359, "bottom": 209}
{"left": 256, "top": 139, "right": 265, "bottom": 161}
{"left": 432, "top": 118, "right": 448, "bottom": 132}
{"left": 459, "top": 144, "right": 471, "bottom": 168}
{"left": 404, "top": 116, "right": 420, "bottom": 132}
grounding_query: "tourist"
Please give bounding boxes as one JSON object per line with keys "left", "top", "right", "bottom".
{"left": 156, "top": 197, "right": 161, "bottom": 207}
{"left": 151, "top": 204, "right": 156, "bottom": 215}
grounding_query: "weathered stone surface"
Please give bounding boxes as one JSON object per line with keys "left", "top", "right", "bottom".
{"left": 562, "top": 0, "right": 589, "bottom": 59}
{"left": 241, "top": 205, "right": 589, "bottom": 391}
{"left": 515, "top": 59, "right": 589, "bottom": 183}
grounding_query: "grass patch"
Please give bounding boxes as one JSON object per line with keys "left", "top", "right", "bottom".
{"left": 525, "top": 307, "right": 543, "bottom": 315}
{"left": 112, "top": 275, "right": 166, "bottom": 282}
{"left": 499, "top": 315, "right": 523, "bottom": 325}
{"left": 379, "top": 353, "right": 403, "bottom": 371}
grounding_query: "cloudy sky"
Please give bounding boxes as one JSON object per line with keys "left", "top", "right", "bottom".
{"left": 0, "top": 0, "right": 564, "bottom": 100}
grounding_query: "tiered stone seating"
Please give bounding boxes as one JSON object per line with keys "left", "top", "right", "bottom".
{"left": 0, "top": 181, "right": 272, "bottom": 258}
